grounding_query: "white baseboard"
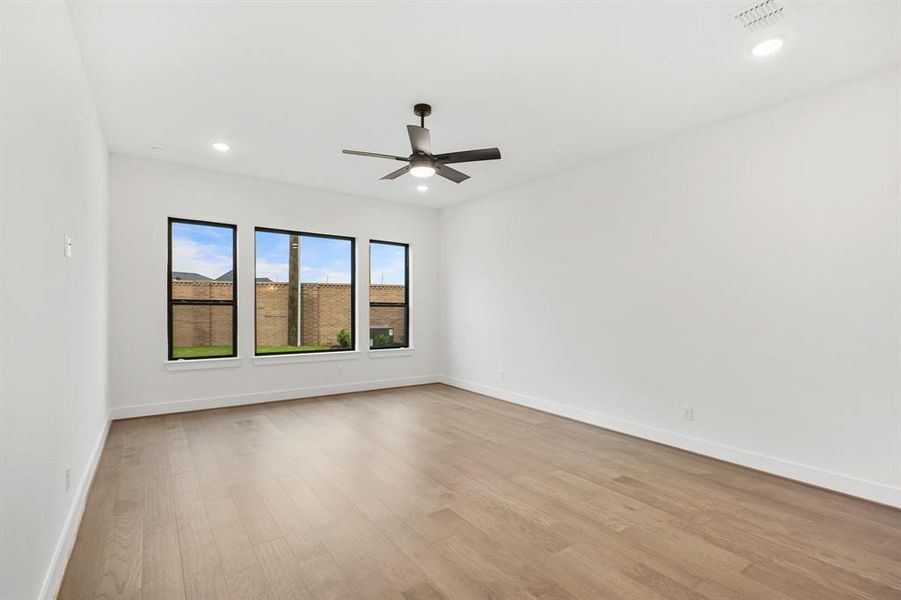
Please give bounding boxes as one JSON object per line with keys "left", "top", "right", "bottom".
{"left": 440, "top": 376, "right": 901, "bottom": 509}
{"left": 109, "top": 375, "right": 441, "bottom": 420}
{"left": 39, "top": 415, "right": 112, "bottom": 600}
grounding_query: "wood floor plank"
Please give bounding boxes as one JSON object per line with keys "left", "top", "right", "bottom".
{"left": 405, "top": 509, "right": 576, "bottom": 600}
{"left": 172, "top": 471, "right": 230, "bottom": 600}
{"left": 315, "top": 504, "right": 430, "bottom": 596}
{"left": 254, "top": 537, "right": 314, "bottom": 599}
{"left": 410, "top": 535, "right": 534, "bottom": 600}
{"left": 228, "top": 481, "right": 282, "bottom": 546}
{"left": 58, "top": 467, "right": 118, "bottom": 600}
{"left": 95, "top": 468, "right": 144, "bottom": 600}
{"left": 297, "top": 551, "right": 353, "bottom": 600}
{"left": 253, "top": 475, "right": 326, "bottom": 560}
{"left": 59, "top": 384, "right": 901, "bottom": 600}
{"left": 402, "top": 581, "right": 448, "bottom": 600}
{"left": 223, "top": 566, "right": 274, "bottom": 600}
{"left": 183, "top": 414, "right": 231, "bottom": 501}
{"left": 142, "top": 524, "right": 186, "bottom": 600}
{"left": 144, "top": 439, "right": 178, "bottom": 533}
{"left": 204, "top": 496, "right": 259, "bottom": 575}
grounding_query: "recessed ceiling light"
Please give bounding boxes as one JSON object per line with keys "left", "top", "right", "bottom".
{"left": 416, "top": 184, "right": 428, "bottom": 192}
{"left": 751, "top": 37, "right": 784, "bottom": 57}
{"left": 211, "top": 141, "right": 230, "bottom": 152}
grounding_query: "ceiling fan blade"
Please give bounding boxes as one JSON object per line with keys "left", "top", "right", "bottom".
{"left": 435, "top": 148, "right": 501, "bottom": 164}
{"left": 380, "top": 165, "right": 409, "bottom": 180}
{"left": 406, "top": 125, "right": 431, "bottom": 155}
{"left": 436, "top": 165, "right": 470, "bottom": 183}
{"left": 343, "top": 149, "right": 408, "bottom": 161}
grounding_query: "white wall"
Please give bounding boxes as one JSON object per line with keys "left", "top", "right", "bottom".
{"left": 0, "top": 2, "right": 110, "bottom": 599}
{"left": 440, "top": 68, "right": 901, "bottom": 507}
{"left": 108, "top": 156, "right": 441, "bottom": 417}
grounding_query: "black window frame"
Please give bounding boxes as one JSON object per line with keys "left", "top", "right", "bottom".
{"left": 167, "top": 217, "right": 238, "bottom": 361}
{"left": 369, "top": 239, "right": 410, "bottom": 349}
{"left": 254, "top": 226, "right": 357, "bottom": 356}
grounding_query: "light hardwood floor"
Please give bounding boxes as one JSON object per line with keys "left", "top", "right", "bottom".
{"left": 60, "top": 383, "right": 901, "bottom": 599}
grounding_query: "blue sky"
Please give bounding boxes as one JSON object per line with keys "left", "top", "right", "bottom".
{"left": 172, "top": 223, "right": 405, "bottom": 285}
{"left": 256, "top": 231, "right": 352, "bottom": 283}
{"left": 171, "top": 222, "right": 234, "bottom": 279}
{"left": 369, "top": 242, "right": 406, "bottom": 285}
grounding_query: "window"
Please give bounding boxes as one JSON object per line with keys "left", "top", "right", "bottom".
{"left": 168, "top": 218, "right": 237, "bottom": 360}
{"left": 369, "top": 240, "right": 409, "bottom": 349}
{"left": 255, "top": 227, "right": 355, "bottom": 355}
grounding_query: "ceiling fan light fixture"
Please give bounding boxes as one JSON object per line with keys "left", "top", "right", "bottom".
{"left": 409, "top": 159, "right": 435, "bottom": 178}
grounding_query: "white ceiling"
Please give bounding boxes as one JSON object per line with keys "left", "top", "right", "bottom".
{"left": 68, "top": 1, "right": 900, "bottom": 208}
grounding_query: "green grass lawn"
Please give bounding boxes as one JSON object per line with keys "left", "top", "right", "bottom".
{"left": 256, "top": 345, "right": 332, "bottom": 354}
{"left": 173, "top": 344, "right": 331, "bottom": 358}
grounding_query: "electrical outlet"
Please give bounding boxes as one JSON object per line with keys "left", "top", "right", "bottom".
{"left": 65, "top": 467, "right": 71, "bottom": 492}
{"left": 63, "top": 234, "right": 73, "bottom": 258}
{"left": 337, "top": 366, "right": 343, "bottom": 376}
{"left": 682, "top": 406, "right": 694, "bottom": 421}
{"left": 499, "top": 369, "right": 506, "bottom": 380}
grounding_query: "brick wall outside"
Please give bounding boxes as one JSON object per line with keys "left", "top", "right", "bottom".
{"left": 255, "top": 282, "right": 290, "bottom": 346}
{"left": 300, "top": 283, "right": 352, "bottom": 347}
{"left": 172, "top": 280, "right": 234, "bottom": 301}
{"left": 171, "top": 281, "right": 234, "bottom": 347}
{"left": 172, "top": 305, "right": 233, "bottom": 347}
{"left": 369, "top": 284, "right": 405, "bottom": 303}
{"left": 171, "top": 281, "right": 406, "bottom": 348}
{"left": 254, "top": 282, "right": 354, "bottom": 347}
{"left": 368, "top": 284, "right": 407, "bottom": 345}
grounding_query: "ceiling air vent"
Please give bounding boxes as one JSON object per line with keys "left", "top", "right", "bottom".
{"left": 733, "top": 0, "right": 786, "bottom": 32}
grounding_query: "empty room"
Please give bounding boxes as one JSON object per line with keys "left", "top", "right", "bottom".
{"left": 2, "top": 1, "right": 900, "bottom": 599}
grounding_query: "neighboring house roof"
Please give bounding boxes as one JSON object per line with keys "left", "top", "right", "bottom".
{"left": 216, "top": 269, "right": 272, "bottom": 283}
{"left": 172, "top": 271, "right": 211, "bottom": 281}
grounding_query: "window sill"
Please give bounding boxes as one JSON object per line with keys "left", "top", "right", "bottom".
{"left": 165, "top": 357, "right": 242, "bottom": 371}
{"left": 253, "top": 350, "right": 361, "bottom": 366}
{"left": 368, "top": 347, "right": 415, "bottom": 358}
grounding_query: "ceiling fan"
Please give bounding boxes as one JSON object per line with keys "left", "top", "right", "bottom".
{"left": 342, "top": 103, "right": 501, "bottom": 183}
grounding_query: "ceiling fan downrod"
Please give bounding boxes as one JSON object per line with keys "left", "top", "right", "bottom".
{"left": 413, "top": 103, "right": 431, "bottom": 129}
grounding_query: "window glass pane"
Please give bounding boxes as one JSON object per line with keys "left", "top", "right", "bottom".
{"left": 255, "top": 230, "right": 353, "bottom": 354}
{"left": 370, "top": 242, "right": 406, "bottom": 288}
{"left": 168, "top": 219, "right": 236, "bottom": 360}
{"left": 171, "top": 304, "right": 234, "bottom": 358}
{"left": 369, "top": 241, "right": 408, "bottom": 349}
{"left": 170, "top": 221, "right": 236, "bottom": 300}
{"left": 369, "top": 305, "right": 407, "bottom": 348}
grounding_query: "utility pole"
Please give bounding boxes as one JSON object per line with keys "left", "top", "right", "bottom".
{"left": 288, "top": 235, "right": 299, "bottom": 347}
